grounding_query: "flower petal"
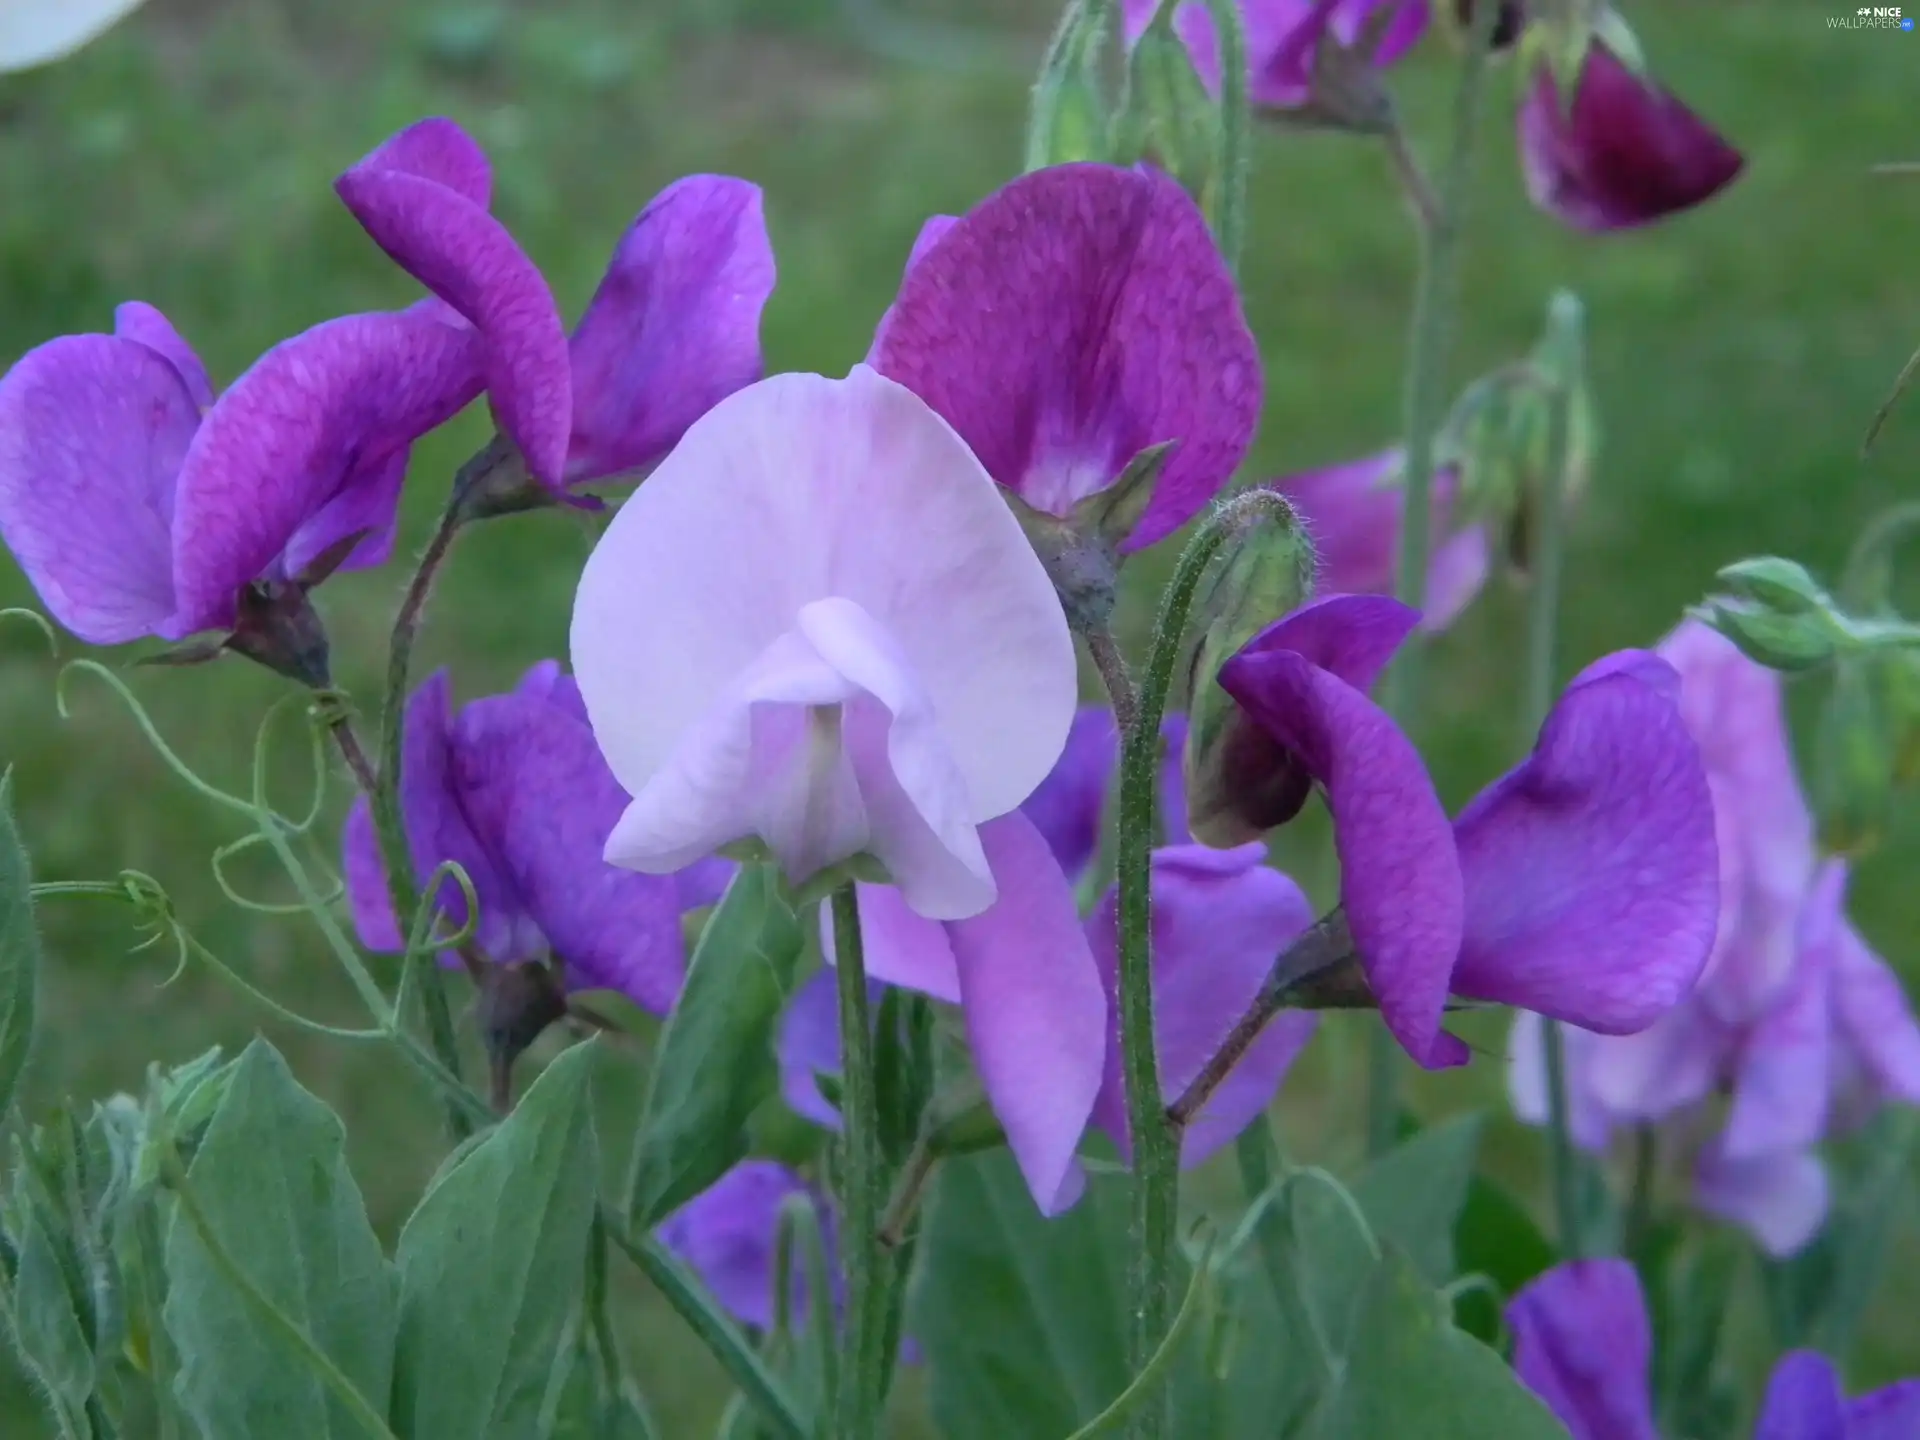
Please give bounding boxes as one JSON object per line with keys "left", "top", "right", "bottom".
{"left": 113, "top": 301, "right": 214, "bottom": 411}
{"left": 870, "top": 164, "right": 1259, "bottom": 550}
{"left": 1694, "top": 1141, "right": 1828, "bottom": 1257}
{"left": 169, "top": 310, "right": 483, "bottom": 636}
{"left": 0, "top": 334, "right": 193, "bottom": 643}
{"left": 1449, "top": 651, "right": 1719, "bottom": 1031}
{"left": 1752, "top": 1351, "right": 1847, "bottom": 1440}
{"left": 1580, "top": 1002, "right": 1725, "bottom": 1124}
{"left": 1506, "top": 1259, "right": 1660, "bottom": 1440}
{"left": 656, "top": 1161, "right": 829, "bottom": 1332}
{"left": 348, "top": 117, "right": 492, "bottom": 206}
{"left": 947, "top": 812, "right": 1106, "bottom": 1213}
{"left": 279, "top": 447, "right": 409, "bottom": 582}
{"left": 1019, "top": 706, "right": 1119, "bottom": 882}
{"left": 334, "top": 164, "right": 569, "bottom": 487}
{"left": 867, "top": 214, "right": 960, "bottom": 361}
{"left": 566, "top": 176, "right": 775, "bottom": 485}
{"left": 1849, "top": 1380, "right": 1920, "bottom": 1440}
{"left": 828, "top": 883, "right": 963, "bottom": 1004}
{"left": 1087, "top": 843, "right": 1316, "bottom": 1168}
{"left": 1830, "top": 908, "right": 1920, "bottom": 1108}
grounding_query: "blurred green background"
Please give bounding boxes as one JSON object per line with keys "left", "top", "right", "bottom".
{"left": 1, "top": 0, "right": 1917, "bottom": 1433}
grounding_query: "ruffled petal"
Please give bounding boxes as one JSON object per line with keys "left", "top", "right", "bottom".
{"left": 0, "top": 334, "right": 193, "bottom": 643}
{"left": 1752, "top": 1351, "right": 1847, "bottom": 1440}
{"left": 1506, "top": 1259, "right": 1660, "bottom": 1440}
{"left": 1694, "top": 1141, "right": 1828, "bottom": 1258}
{"left": 1849, "top": 1379, "right": 1920, "bottom": 1440}
{"left": 946, "top": 812, "right": 1106, "bottom": 1214}
{"left": 1019, "top": 706, "right": 1119, "bottom": 883}
{"left": 113, "top": 301, "right": 214, "bottom": 411}
{"left": 656, "top": 1161, "right": 830, "bottom": 1332}
{"left": 169, "top": 310, "right": 483, "bottom": 635}
{"left": 1449, "top": 651, "right": 1719, "bottom": 1031}
{"left": 870, "top": 164, "right": 1260, "bottom": 550}
{"left": 567, "top": 176, "right": 775, "bottom": 484}
{"left": 346, "top": 117, "right": 492, "bottom": 205}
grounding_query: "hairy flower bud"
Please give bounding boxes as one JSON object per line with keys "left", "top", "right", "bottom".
{"left": 1029, "top": 0, "right": 1113, "bottom": 169}
{"left": 1113, "top": 6, "right": 1220, "bottom": 199}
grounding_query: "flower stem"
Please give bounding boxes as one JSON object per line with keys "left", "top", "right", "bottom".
{"left": 1365, "top": 0, "right": 1502, "bottom": 1159}
{"left": 830, "top": 884, "right": 886, "bottom": 1440}
{"left": 1086, "top": 627, "right": 1141, "bottom": 733}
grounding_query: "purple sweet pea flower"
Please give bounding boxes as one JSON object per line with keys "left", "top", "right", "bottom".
{"left": 1120, "top": 0, "right": 1428, "bottom": 112}
{"left": 870, "top": 163, "right": 1260, "bottom": 552}
{"left": 1518, "top": 40, "right": 1744, "bottom": 233}
{"left": 0, "top": 299, "right": 481, "bottom": 648}
{"left": 657, "top": 1161, "right": 833, "bottom": 1333}
{"left": 336, "top": 117, "right": 774, "bottom": 496}
{"left": 341, "top": 661, "right": 692, "bottom": 1013}
{"left": 1270, "top": 448, "right": 1491, "bottom": 634}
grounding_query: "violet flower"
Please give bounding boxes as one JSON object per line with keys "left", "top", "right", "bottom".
{"left": 336, "top": 117, "right": 774, "bottom": 496}
{"left": 1119, "top": 0, "right": 1428, "bottom": 112}
{"left": 657, "top": 1161, "right": 833, "bottom": 1334}
{"left": 0, "top": 299, "right": 480, "bottom": 663}
{"left": 869, "top": 163, "right": 1259, "bottom": 552}
{"left": 1518, "top": 39, "right": 1744, "bottom": 233}
{"left": 342, "top": 661, "right": 705, "bottom": 1015}
{"left": 1508, "top": 1259, "right": 1920, "bottom": 1440}
{"left": 1271, "top": 447, "right": 1491, "bottom": 633}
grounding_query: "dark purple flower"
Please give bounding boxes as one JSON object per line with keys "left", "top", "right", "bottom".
{"left": 870, "top": 163, "right": 1259, "bottom": 551}
{"left": 1518, "top": 41, "right": 1744, "bottom": 233}
{"left": 336, "top": 118, "right": 775, "bottom": 495}
{"left": 0, "top": 300, "right": 480, "bottom": 647}
{"left": 342, "top": 661, "right": 696, "bottom": 1013}
{"left": 657, "top": 1162, "right": 832, "bottom": 1333}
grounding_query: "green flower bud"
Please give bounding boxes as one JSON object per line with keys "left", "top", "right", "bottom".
{"left": 1112, "top": 4, "right": 1220, "bottom": 201}
{"left": 1693, "top": 601, "right": 1841, "bottom": 674}
{"left": 1027, "top": 0, "right": 1112, "bottom": 171}
{"left": 1717, "top": 556, "right": 1830, "bottom": 615}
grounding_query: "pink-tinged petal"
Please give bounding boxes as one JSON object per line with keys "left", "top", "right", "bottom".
{"left": 1752, "top": 1352, "right": 1847, "bottom": 1440}
{"left": 1518, "top": 43, "right": 1743, "bottom": 233}
{"left": 1506, "top": 1259, "right": 1660, "bottom": 1440}
{"left": 1694, "top": 1141, "right": 1828, "bottom": 1258}
{"left": 1019, "top": 706, "right": 1119, "bottom": 882}
{"left": 347, "top": 117, "right": 493, "bottom": 206}
{"left": 657, "top": 1161, "right": 828, "bottom": 1332}
{"left": 1849, "top": 1380, "right": 1920, "bottom": 1440}
{"left": 1449, "top": 651, "right": 1719, "bottom": 1031}
{"left": 452, "top": 686, "right": 686, "bottom": 1013}
{"left": 0, "top": 334, "right": 193, "bottom": 643}
{"left": 946, "top": 812, "right": 1106, "bottom": 1214}
{"left": 566, "top": 176, "right": 775, "bottom": 485}
{"left": 1506, "top": 1012, "right": 1617, "bottom": 1151}
{"left": 113, "top": 301, "right": 213, "bottom": 411}
{"left": 777, "top": 968, "right": 847, "bottom": 1128}
{"left": 829, "top": 883, "right": 963, "bottom": 1004}
{"left": 169, "top": 310, "right": 483, "bottom": 636}
{"left": 867, "top": 215, "right": 960, "bottom": 362}
{"left": 334, "top": 166, "right": 569, "bottom": 487}
{"left": 1830, "top": 909, "right": 1920, "bottom": 1107}
{"left": 1581, "top": 1002, "right": 1726, "bottom": 1124}
{"left": 870, "top": 164, "right": 1259, "bottom": 551}
{"left": 1423, "top": 522, "right": 1492, "bottom": 632}
{"left": 279, "top": 448, "right": 408, "bottom": 582}
{"left": 1220, "top": 602, "right": 1465, "bottom": 1067}
{"left": 573, "top": 367, "right": 1077, "bottom": 874}
{"left": 1087, "top": 843, "right": 1316, "bottom": 1168}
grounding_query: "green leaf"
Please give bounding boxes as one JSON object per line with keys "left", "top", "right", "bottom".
{"left": 6, "top": 1200, "right": 95, "bottom": 1428}
{"left": 1451, "top": 1175, "right": 1556, "bottom": 1344}
{"left": 1315, "top": 1248, "right": 1565, "bottom": 1440}
{"left": 627, "top": 864, "right": 804, "bottom": 1226}
{"left": 392, "top": 1040, "right": 601, "bottom": 1440}
{"left": 0, "top": 772, "right": 41, "bottom": 1118}
{"left": 162, "top": 1038, "right": 396, "bottom": 1440}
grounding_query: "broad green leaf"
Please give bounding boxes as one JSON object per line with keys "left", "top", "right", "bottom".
{"left": 0, "top": 772, "right": 41, "bottom": 1118}
{"left": 1451, "top": 1174, "right": 1555, "bottom": 1344}
{"left": 628, "top": 864, "right": 804, "bottom": 1226}
{"left": 392, "top": 1040, "right": 600, "bottom": 1440}
{"left": 162, "top": 1038, "right": 395, "bottom": 1440}
{"left": 1315, "top": 1248, "right": 1565, "bottom": 1440}
{"left": 7, "top": 1200, "right": 95, "bottom": 1426}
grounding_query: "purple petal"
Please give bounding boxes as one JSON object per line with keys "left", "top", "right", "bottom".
{"left": 451, "top": 682, "right": 687, "bottom": 1013}
{"left": 334, "top": 166, "right": 569, "bottom": 488}
{"left": 566, "top": 176, "right": 775, "bottom": 485}
{"left": 1752, "top": 1351, "right": 1847, "bottom": 1440}
{"left": 113, "top": 301, "right": 214, "bottom": 411}
{"left": 1018, "top": 706, "right": 1119, "bottom": 883}
{"left": 870, "top": 163, "right": 1260, "bottom": 551}
{"left": 1157, "top": 712, "right": 1192, "bottom": 846}
{"left": 1449, "top": 651, "right": 1719, "bottom": 1031}
{"left": 656, "top": 1161, "right": 830, "bottom": 1332}
{"left": 1828, "top": 895, "right": 1920, "bottom": 1108}
{"left": 776, "top": 968, "right": 846, "bottom": 1129}
{"left": 279, "top": 447, "right": 408, "bottom": 582}
{"left": 1506, "top": 1259, "right": 1660, "bottom": 1440}
{"left": 0, "top": 334, "right": 195, "bottom": 643}
{"left": 866, "top": 215, "right": 960, "bottom": 361}
{"left": 675, "top": 855, "right": 739, "bottom": 913}
{"left": 1694, "top": 1140, "right": 1828, "bottom": 1257}
{"left": 1518, "top": 43, "right": 1744, "bottom": 233}
{"left": 1580, "top": 1001, "right": 1727, "bottom": 1125}
{"left": 1125, "top": 0, "right": 1427, "bottom": 110}
{"left": 947, "top": 812, "right": 1107, "bottom": 1214}
{"left": 348, "top": 117, "right": 492, "bottom": 206}
{"left": 837, "top": 884, "right": 962, "bottom": 1004}
{"left": 169, "top": 310, "right": 484, "bottom": 636}
{"left": 1087, "top": 843, "right": 1316, "bottom": 1168}
{"left": 1849, "top": 1380, "right": 1920, "bottom": 1440}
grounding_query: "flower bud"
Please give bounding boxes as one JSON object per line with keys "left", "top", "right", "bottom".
{"left": 1027, "top": 0, "right": 1112, "bottom": 170}
{"left": 1182, "top": 496, "right": 1318, "bottom": 846}
{"left": 478, "top": 959, "right": 570, "bottom": 1110}
{"left": 1113, "top": 4, "right": 1220, "bottom": 200}
{"left": 1692, "top": 600, "right": 1841, "bottom": 674}
{"left": 1717, "top": 556, "right": 1829, "bottom": 616}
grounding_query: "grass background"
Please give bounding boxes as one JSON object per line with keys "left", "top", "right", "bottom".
{"left": 1, "top": 0, "right": 1917, "bottom": 1432}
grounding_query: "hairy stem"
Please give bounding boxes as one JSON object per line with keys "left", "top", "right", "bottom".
{"left": 831, "top": 885, "right": 886, "bottom": 1440}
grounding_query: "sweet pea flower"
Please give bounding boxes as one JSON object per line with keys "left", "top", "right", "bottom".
{"left": 1508, "top": 1259, "right": 1920, "bottom": 1440}
{"left": 336, "top": 117, "right": 774, "bottom": 496}
{"left": 869, "top": 163, "right": 1259, "bottom": 552}
{"left": 342, "top": 661, "right": 705, "bottom": 1015}
{"left": 571, "top": 366, "right": 1078, "bottom": 923}
{"left": 657, "top": 1162, "right": 832, "bottom": 1333}
{"left": 1271, "top": 448, "right": 1491, "bottom": 633}
{"left": 1119, "top": 0, "right": 1428, "bottom": 113}
{"left": 1518, "top": 39, "right": 1744, "bottom": 233}
{"left": 0, "top": 299, "right": 481, "bottom": 661}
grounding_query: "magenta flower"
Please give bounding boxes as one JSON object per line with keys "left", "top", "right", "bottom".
{"left": 341, "top": 661, "right": 696, "bottom": 1014}
{"left": 1518, "top": 40, "right": 1744, "bottom": 233}
{"left": 0, "top": 299, "right": 479, "bottom": 650}
{"left": 1508, "top": 1259, "right": 1920, "bottom": 1440}
{"left": 1271, "top": 447, "right": 1491, "bottom": 633}
{"left": 570, "top": 367, "right": 1078, "bottom": 922}
{"left": 1119, "top": 0, "right": 1428, "bottom": 112}
{"left": 336, "top": 117, "right": 774, "bottom": 495}
{"left": 869, "top": 163, "right": 1259, "bottom": 552}
{"left": 657, "top": 1162, "right": 832, "bottom": 1333}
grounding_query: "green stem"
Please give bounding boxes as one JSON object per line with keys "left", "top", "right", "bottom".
{"left": 1199, "top": 0, "right": 1248, "bottom": 274}
{"left": 1231, "top": 1126, "right": 1335, "bottom": 1381}
{"left": 1364, "top": 0, "right": 1503, "bottom": 1159}
{"left": 1064, "top": 1230, "right": 1216, "bottom": 1440}
{"left": 1840, "top": 498, "right": 1920, "bottom": 609}
{"left": 831, "top": 885, "right": 886, "bottom": 1440}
